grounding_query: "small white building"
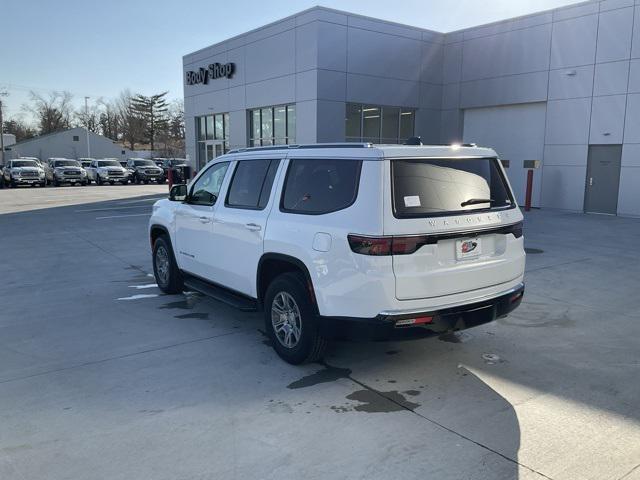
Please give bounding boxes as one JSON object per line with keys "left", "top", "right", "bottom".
{"left": 2, "top": 133, "right": 16, "bottom": 148}
{"left": 5, "top": 128, "right": 135, "bottom": 161}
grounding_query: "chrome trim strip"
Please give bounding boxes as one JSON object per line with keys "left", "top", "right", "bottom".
{"left": 379, "top": 282, "right": 524, "bottom": 317}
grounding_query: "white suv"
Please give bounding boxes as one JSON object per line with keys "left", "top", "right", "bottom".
{"left": 149, "top": 143, "right": 525, "bottom": 364}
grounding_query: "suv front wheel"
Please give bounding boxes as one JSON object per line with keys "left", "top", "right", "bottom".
{"left": 153, "top": 235, "right": 183, "bottom": 294}
{"left": 264, "top": 272, "right": 327, "bottom": 365}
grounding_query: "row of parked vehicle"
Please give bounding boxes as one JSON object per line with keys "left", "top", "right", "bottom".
{"left": 0, "top": 157, "right": 188, "bottom": 188}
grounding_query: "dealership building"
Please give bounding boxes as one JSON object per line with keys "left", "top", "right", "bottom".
{"left": 183, "top": 0, "right": 640, "bottom": 216}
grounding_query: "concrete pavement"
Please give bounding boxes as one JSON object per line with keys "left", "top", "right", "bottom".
{"left": 0, "top": 186, "right": 638, "bottom": 480}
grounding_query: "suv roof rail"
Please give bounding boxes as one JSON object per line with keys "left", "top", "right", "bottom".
{"left": 227, "top": 143, "right": 373, "bottom": 154}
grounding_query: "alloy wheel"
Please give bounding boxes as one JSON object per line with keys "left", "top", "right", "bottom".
{"left": 155, "top": 245, "right": 170, "bottom": 286}
{"left": 271, "top": 292, "right": 302, "bottom": 349}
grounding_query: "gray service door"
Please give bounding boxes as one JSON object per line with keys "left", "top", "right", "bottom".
{"left": 584, "top": 145, "right": 622, "bottom": 215}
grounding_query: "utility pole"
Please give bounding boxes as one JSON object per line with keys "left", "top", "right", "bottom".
{"left": 84, "top": 96, "right": 91, "bottom": 158}
{"left": 0, "top": 91, "right": 7, "bottom": 166}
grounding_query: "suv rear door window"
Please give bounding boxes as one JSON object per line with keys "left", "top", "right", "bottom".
{"left": 391, "top": 157, "right": 514, "bottom": 218}
{"left": 226, "top": 159, "right": 280, "bottom": 209}
{"left": 281, "top": 159, "right": 362, "bottom": 214}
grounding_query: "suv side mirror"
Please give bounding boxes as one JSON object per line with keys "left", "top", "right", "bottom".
{"left": 169, "top": 184, "right": 187, "bottom": 202}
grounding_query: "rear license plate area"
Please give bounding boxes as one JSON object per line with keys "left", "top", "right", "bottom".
{"left": 456, "top": 237, "right": 481, "bottom": 260}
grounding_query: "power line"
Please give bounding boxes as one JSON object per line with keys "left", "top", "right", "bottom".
{"left": 0, "top": 82, "right": 108, "bottom": 100}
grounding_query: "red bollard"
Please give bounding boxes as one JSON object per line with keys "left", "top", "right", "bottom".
{"left": 167, "top": 168, "right": 173, "bottom": 190}
{"left": 524, "top": 169, "right": 534, "bottom": 212}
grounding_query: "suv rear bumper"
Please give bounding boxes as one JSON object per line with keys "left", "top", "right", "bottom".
{"left": 318, "top": 283, "right": 524, "bottom": 341}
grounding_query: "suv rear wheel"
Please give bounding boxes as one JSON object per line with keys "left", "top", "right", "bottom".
{"left": 264, "top": 272, "right": 327, "bottom": 364}
{"left": 153, "top": 235, "right": 183, "bottom": 294}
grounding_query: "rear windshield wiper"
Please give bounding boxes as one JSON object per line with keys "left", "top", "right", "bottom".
{"left": 460, "top": 198, "right": 496, "bottom": 207}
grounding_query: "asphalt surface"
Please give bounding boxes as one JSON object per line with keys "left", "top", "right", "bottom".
{"left": 0, "top": 185, "right": 639, "bottom": 480}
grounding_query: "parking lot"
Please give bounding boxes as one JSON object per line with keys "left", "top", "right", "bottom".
{"left": 0, "top": 185, "right": 639, "bottom": 480}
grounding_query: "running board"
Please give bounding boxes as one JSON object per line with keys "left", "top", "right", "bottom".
{"left": 183, "top": 275, "right": 258, "bottom": 312}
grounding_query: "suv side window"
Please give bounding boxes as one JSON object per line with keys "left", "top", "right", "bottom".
{"left": 281, "top": 159, "right": 362, "bottom": 215}
{"left": 189, "top": 161, "right": 230, "bottom": 206}
{"left": 226, "top": 159, "right": 280, "bottom": 209}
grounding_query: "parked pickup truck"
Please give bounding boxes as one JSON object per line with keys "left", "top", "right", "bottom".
{"left": 86, "top": 159, "right": 129, "bottom": 185}
{"left": 127, "top": 158, "right": 165, "bottom": 184}
{"left": 45, "top": 158, "right": 88, "bottom": 186}
{"left": 2, "top": 158, "right": 46, "bottom": 187}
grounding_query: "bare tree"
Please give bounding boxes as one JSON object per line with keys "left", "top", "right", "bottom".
{"left": 74, "top": 100, "right": 101, "bottom": 133}
{"left": 97, "top": 98, "right": 121, "bottom": 141}
{"left": 154, "top": 100, "right": 185, "bottom": 157}
{"left": 168, "top": 100, "right": 185, "bottom": 141}
{"left": 116, "top": 90, "right": 143, "bottom": 150}
{"left": 23, "top": 91, "right": 73, "bottom": 135}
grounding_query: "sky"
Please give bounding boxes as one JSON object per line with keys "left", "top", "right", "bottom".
{"left": 1, "top": 0, "right": 584, "bottom": 124}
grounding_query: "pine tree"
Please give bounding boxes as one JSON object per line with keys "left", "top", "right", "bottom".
{"left": 131, "top": 92, "right": 169, "bottom": 151}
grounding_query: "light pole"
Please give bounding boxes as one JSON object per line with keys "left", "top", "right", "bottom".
{"left": 84, "top": 96, "right": 91, "bottom": 158}
{"left": 0, "top": 91, "right": 7, "bottom": 166}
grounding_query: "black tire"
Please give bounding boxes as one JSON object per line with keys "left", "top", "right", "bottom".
{"left": 157, "top": 177, "right": 165, "bottom": 184}
{"left": 40, "top": 182, "right": 46, "bottom": 187}
{"left": 143, "top": 179, "right": 149, "bottom": 184}
{"left": 152, "top": 235, "right": 183, "bottom": 294}
{"left": 53, "top": 178, "right": 60, "bottom": 187}
{"left": 264, "top": 272, "right": 327, "bottom": 365}
{"left": 96, "top": 175, "right": 102, "bottom": 185}
{"left": 10, "top": 180, "right": 16, "bottom": 188}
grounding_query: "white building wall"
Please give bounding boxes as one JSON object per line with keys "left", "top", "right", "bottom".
{"left": 442, "top": 0, "right": 640, "bottom": 216}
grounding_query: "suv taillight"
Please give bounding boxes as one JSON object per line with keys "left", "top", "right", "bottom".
{"left": 348, "top": 221, "right": 523, "bottom": 256}
{"left": 347, "top": 235, "right": 392, "bottom": 256}
{"left": 348, "top": 235, "right": 434, "bottom": 256}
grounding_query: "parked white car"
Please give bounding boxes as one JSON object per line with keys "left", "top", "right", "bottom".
{"left": 149, "top": 143, "right": 525, "bottom": 364}
{"left": 86, "top": 159, "right": 129, "bottom": 185}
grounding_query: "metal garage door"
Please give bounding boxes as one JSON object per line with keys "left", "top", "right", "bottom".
{"left": 463, "top": 103, "right": 546, "bottom": 206}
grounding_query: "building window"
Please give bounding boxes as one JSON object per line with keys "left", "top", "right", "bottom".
{"left": 195, "top": 113, "right": 230, "bottom": 169}
{"left": 73, "top": 135, "right": 80, "bottom": 141}
{"left": 345, "top": 103, "right": 415, "bottom": 144}
{"left": 248, "top": 104, "right": 295, "bottom": 147}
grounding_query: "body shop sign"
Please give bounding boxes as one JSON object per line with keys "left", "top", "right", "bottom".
{"left": 185, "top": 62, "right": 235, "bottom": 85}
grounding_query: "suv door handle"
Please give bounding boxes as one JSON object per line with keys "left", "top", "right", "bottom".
{"left": 198, "top": 216, "right": 212, "bottom": 224}
{"left": 245, "top": 223, "right": 262, "bottom": 231}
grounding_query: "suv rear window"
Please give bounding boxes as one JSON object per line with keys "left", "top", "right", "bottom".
{"left": 281, "top": 159, "right": 362, "bottom": 215}
{"left": 392, "top": 157, "right": 514, "bottom": 218}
